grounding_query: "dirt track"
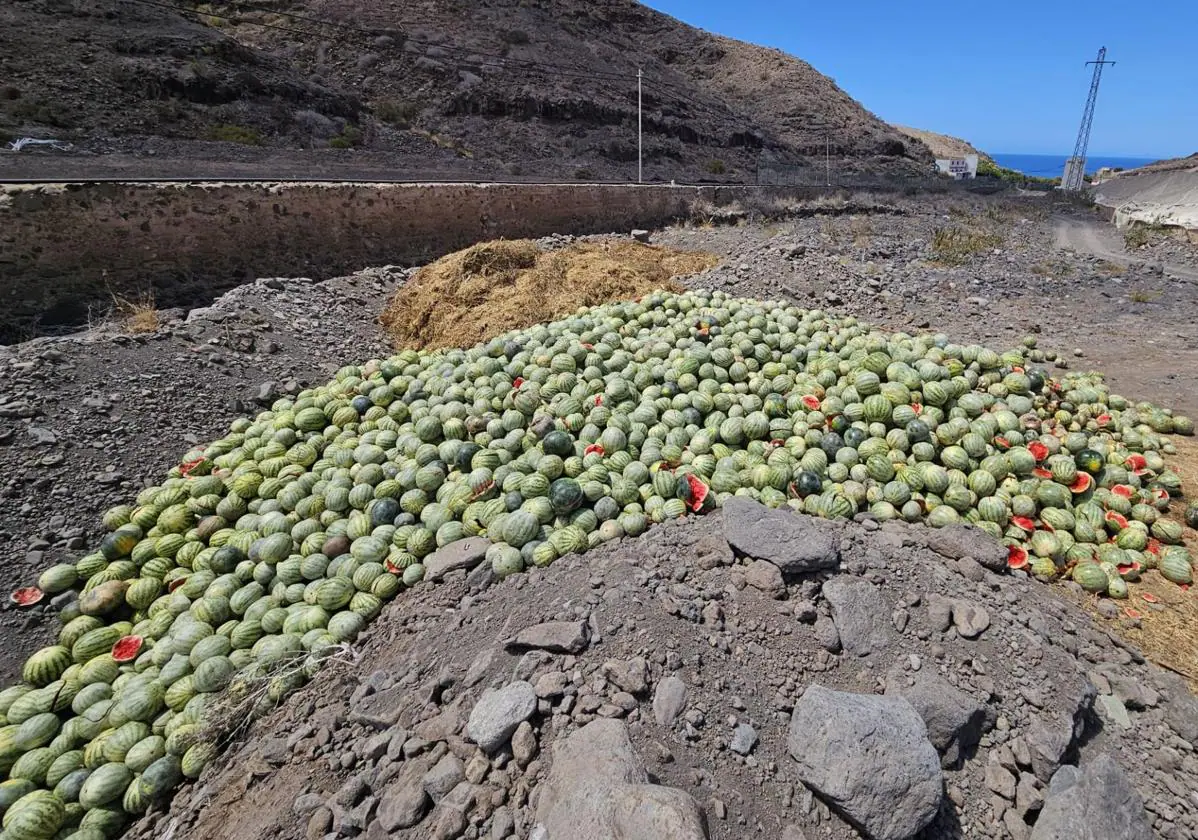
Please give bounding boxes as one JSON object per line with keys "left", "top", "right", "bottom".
{"left": 1054, "top": 217, "right": 1198, "bottom": 284}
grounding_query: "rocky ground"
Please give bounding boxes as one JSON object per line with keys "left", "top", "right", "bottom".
{"left": 1, "top": 191, "right": 1196, "bottom": 839}
{"left": 125, "top": 508, "right": 1196, "bottom": 840}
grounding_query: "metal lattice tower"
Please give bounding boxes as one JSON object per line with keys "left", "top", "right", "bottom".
{"left": 1063, "top": 47, "right": 1115, "bottom": 191}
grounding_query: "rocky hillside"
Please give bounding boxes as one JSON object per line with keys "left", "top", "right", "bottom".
{"left": 893, "top": 126, "right": 993, "bottom": 164}
{"left": 0, "top": 0, "right": 931, "bottom": 180}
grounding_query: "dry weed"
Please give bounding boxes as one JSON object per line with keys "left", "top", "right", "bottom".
{"left": 929, "top": 226, "right": 1003, "bottom": 266}
{"left": 110, "top": 288, "right": 160, "bottom": 334}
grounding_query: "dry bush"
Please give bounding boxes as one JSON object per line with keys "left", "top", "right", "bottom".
{"left": 379, "top": 239, "right": 719, "bottom": 350}
{"left": 929, "top": 226, "right": 1003, "bottom": 266}
{"left": 111, "top": 290, "right": 160, "bottom": 334}
{"left": 849, "top": 215, "right": 872, "bottom": 246}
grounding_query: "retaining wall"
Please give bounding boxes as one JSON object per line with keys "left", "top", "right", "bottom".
{"left": 0, "top": 181, "right": 833, "bottom": 343}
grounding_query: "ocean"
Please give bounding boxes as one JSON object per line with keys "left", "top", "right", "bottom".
{"left": 990, "top": 153, "right": 1159, "bottom": 178}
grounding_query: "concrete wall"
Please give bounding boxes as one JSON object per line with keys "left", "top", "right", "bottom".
{"left": 0, "top": 181, "right": 827, "bottom": 343}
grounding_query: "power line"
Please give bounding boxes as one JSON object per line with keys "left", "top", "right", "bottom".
{"left": 1063, "top": 46, "right": 1115, "bottom": 191}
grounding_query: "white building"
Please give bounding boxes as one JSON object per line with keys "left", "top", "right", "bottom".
{"left": 934, "top": 154, "right": 978, "bottom": 179}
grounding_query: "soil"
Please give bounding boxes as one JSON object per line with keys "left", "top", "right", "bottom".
{"left": 379, "top": 239, "right": 717, "bottom": 350}
{"left": 0, "top": 191, "right": 1196, "bottom": 839}
{"left": 126, "top": 512, "right": 1198, "bottom": 840}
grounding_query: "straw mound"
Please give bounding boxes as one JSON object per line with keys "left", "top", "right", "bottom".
{"left": 379, "top": 239, "right": 719, "bottom": 350}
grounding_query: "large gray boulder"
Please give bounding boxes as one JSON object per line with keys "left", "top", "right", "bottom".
{"left": 821, "top": 577, "right": 894, "bottom": 656}
{"left": 886, "top": 671, "right": 992, "bottom": 768}
{"left": 788, "top": 684, "right": 942, "bottom": 840}
{"left": 534, "top": 719, "right": 707, "bottom": 840}
{"left": 722, "top": 497, "right": 839, "bottom": 576}
{"left": 1030, "top": 754, "right": 1152, "bottom": 840}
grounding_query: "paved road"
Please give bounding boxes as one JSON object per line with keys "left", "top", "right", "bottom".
{"left": 1053, "top": 216, "right": 1198, "bottom": 284}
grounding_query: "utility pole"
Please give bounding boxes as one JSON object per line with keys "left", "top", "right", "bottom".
{"left": 637, "top": 68, "right": 643, "bottom": 184}
{"left": 1063, "top": 47, "right": 1115, "bottom": 191}
{"left": 825, "top": 136, "right": 831, "bottom": 186}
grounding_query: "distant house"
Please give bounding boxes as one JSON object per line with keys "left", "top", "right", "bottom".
{"left": 934, "top": 154, "right": 978, "bottom": 179}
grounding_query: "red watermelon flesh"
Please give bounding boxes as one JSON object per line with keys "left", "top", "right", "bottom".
{"left": 1007, "top": 546, "right": 1030, "bottom": 570}
{"left": 111, "top": 635, "right": 143, "bottom": 663}
{"left": 10, "top": 587, "right": 43, "bottom": 607}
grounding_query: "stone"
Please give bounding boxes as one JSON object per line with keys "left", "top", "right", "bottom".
{"left": 631, "top": 229, "right": 651, "bottom": 242}
{"left": 722, "top": 497, "right": 839, "bottom": 575}
{"left": 653, "top": 676, "right": 688, "bottom": 727}
{"left": 511, "top": 721, "right": 538, "bottom": 766}
{"left": 423, "top": 753, "right": 466, "bottom": 802}
{"left": 467, "top": 681, "right": 537, "bottom": 753}
{"left": 1030, "top": 754, "right": 1152, "bottom": 840}
{"left": 1109, "top": 675, "right": 1157, "bottom": 710}
{"left": 1097, "top": 694, "right": 1131, "bottom": 729}
{"left": 533, "top": 719, "right": 707, "bottom": 840}
{"left": 1026, "top": 714, "right": 1077, "bottom": 783}
{"left": 602, "top": 657, "right": 649, "bottom": 696}
{"left": 951, "top": 600, "right": 991, "bottom": 639}
{"left": 293, "top": 793, "right": 326, "bottom": 816}
{"left": 926, "top": 523, "right": 1007, "bottom": 571}
{"left": 821, "top": 577, "right": 894, "bottom": 656}
{"left": 425, "top": 538, "right": 491, "bottom": 582}
{"left": 956, "top": 556, "right": 987, "bottom": 582}
{"left": 464, "top": 751, "right": 489, "bottom": 784}
{"left": 985, "top": 756, "right": 1017, "bottom": 800}
{"left": 1015, "top": 773, "right": 1043, "bottom": 817}
{"left": 1163, "top": 687, "right": 1198, "bottom": 743}
{"left": 692, "top": 532, "right": 734, "bottom": 569}
{"left": 812, "top": 615, "right": 841, "bottom": 653}
{"left": 376, "top": 759, "right": 432, "bottom": 831}
{"left": 508, "top": 621, "right": 590, "bottom": 654}
{"left": 253, "top": 380, "right": 281, "bottom": 405}
{"left": 534, "top": 671, "right": 569, "bottom": 699}
{"left": 306, "top": 807, "right": 332, "bottom": 840}
{"left": 414, "top": 707, "right": 464, "bottom": 742}
{"left": 744, "top": 559, "right": 785, "bottom": 594}
{"left": 730, "top": 723, "right": 757, "bottom": 756}
{"left": 491, "top": 806, "right": 514, "bottom": 839}
{"left": 787, "top": 684, "right": 942, "bottom": 840}
{"left": 887, "top": 671, "right": 991, "bottom": 767}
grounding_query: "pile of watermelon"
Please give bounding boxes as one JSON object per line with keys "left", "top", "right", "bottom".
{"left": 0, "top": 288, "right": 1194, "bottom": 839}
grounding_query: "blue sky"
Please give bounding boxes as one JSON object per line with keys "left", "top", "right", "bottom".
{"left": 640, "top": 0, "right": 1194, "bottom": 158}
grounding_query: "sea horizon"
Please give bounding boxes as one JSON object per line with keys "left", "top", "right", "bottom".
{"left": 990, "top": 152, "right": 1160, "bottom": 178}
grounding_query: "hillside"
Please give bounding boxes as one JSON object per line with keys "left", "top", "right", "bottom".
{"left": 893, "top": 125, "right": 994, "bottom": 164}
{"left": 0, "top": 0, "right": 932, "bottom": 180}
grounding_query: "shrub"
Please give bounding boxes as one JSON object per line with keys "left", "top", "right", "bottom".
{"left": 329, "top": 124, "right": 364, "bottom": 149}
{"left": 574, "top": 168, "right": 595, "bottom": 180}
{"left": 375, "top": 100, "right": 419, "bottom": 128}
{"left": 205, "top": 124, "right": 264, "bottom": 145}
{"left": 1123, "top": 225, "right": 1150, "bottom": 249}
{"left": 705, "top": 159, "right": 727, "bottom": 175}
{"left": 501, "top": 30, "right": 530, "bottom": 45}
{"left": 930, "top": 226, "right": 1003, "bottom": 265}
{"left": 977, "top": 158, "right": 1059, "bottom": 187}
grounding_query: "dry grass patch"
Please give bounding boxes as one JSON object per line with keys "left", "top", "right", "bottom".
{"left": 929, "top": 226, "right": 1003, "bottom": 266}
{"left": 380, "top": 239, "right": 719, "bottom": 351}
{"left": 1129, "top": 289, "right": 1162, "bottom": 303}
{"left": 111, "top": 290, "right": 160, "bottom": 334}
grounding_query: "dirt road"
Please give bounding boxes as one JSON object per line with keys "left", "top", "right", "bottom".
{"left": 1054, "top": 216, "right": 1198, "bottom": 284}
